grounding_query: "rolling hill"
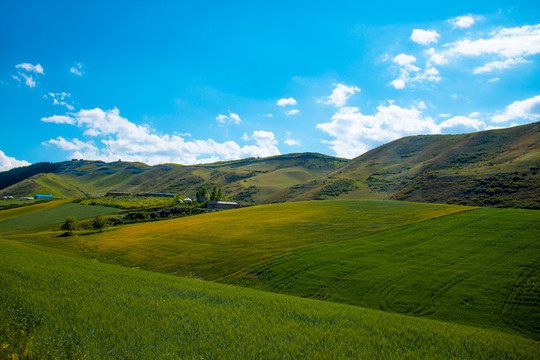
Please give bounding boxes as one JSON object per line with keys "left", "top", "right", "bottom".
{"left": 1, "top": 122, "right": 538, "bottom": 208}
{"left": 2, "top": 239, "right": 537, "bottom": 359}
{"left": 3, "top": 199, "right": 538, "bottom": 339}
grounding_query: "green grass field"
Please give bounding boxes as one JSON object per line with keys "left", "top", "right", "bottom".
{"left": 1, "top": 240, "right": 537, "bottom": 359}
{"left": 9, "top": 200, "right": 470, "bottom": 280}
{"left": 1, "top": 199, "right": 538, "bottom": 357}
{"left": 225, "top": 207, "right": 540, "bottom": 338}
{"left": 0, "top": 201, "right": 119, "bottom": 232}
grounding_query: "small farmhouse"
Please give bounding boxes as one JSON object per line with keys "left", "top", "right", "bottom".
{"left": 207, "top": 201, "right": 240, "bottom": 210}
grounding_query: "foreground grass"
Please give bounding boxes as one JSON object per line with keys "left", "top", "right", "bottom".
{"left": 226, "top": 208, "right": 540, "bottom": 339}
{"left": 8, "top": 200, "right": 470, "bottom": 279}
{"left": 1, "top": 240, "right": 537, "bottom": 359}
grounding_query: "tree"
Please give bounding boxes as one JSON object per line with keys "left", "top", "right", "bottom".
{"left": 61, "top": 216, "right": 77, "bottom": 234}
{"left": 92, "top": 215, "right": 106, "bottom": 232}
{"left": 195, "top": 186, "right": 209, "bottom": 202}
{"left": 210, "top": 186, "right": 218, "bottom": 201}
{"left": 217, "top": 187, "right": 223, "bottom": 201}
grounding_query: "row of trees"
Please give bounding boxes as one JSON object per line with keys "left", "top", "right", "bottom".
{"left": 195, "top": 186, "right": 224, "bottom": 202}
{"left": 61, "top": 215, "right": 106, "bottom": 235}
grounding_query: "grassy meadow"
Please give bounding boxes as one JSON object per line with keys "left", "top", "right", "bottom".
{"left": 1, "top": 239, "right": 537, "bottom": 359}
{"left": 0, "top": 198, "right": 538, "bottom": 358}
{"left": 0, "top": 201, "right": 119, "bottom": 233}
{"left": 225, "top": 207, "right": 540, "bottom": 338}
{"left": 9, "top": 200, "right": 471, "bottom": 279}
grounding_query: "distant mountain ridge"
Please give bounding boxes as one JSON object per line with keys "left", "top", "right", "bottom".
{"left": 1, "top": 122, "right": 539, "bottom": 208}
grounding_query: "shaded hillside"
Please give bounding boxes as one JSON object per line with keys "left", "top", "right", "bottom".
{"left": 0, "top": 162, "right": 60, "bottom": 191}
{"left": 309, "top": 122, "right": 540, "bottom": 208}
{"left": 0, "top": 153, "right": 347, "bottom": 204}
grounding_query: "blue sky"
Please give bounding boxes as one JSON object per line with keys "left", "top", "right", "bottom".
{"left": 1, "top": 0, "right": 539, "bottom": 169}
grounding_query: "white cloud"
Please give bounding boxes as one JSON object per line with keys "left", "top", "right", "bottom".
{"left": 449, "top": 15, "right": 479, "bottom": 29}
{"left": 15, "top": 63, "right": 44, "bottom": 74}
{"left": 415, "top": 100, "right": 427, "bottom": 109}
{"left": 216, "top": 111, "right": 241, "bottom": 125}
{"left": 410, "top": 29, "right": 440, "bottom": 45}
{"left": 491, "top": 95, "right": 540, "bottom": 123}
{"left": 48, "top": 92, "right": 75, "bottom": 110}
{"left": 439, "top": 116, "right": 486, "bottom": 131}
{"left": 468, "top": 112, "right": 481, "bottom": 118}
{"left": 390, "top": 78, "right": 406, "bottom": 89}
{"left": 0, "top": 150, "right": 30, "bottom": 171}
{"left": 286, "top": 109, "right": 300, "bottom": 115}
{"left": 439, "top": 113, "right": 451, "bottom": 118}
{"left": 473, "top": 57, "right": 530, "bottom": 74}
{"left": 276, "top": 97, "right": 297, "bottom": 106}
{"left": 14, "top": 62, "right": 44, "bottom": 88}
{"left": 44, "top": 137, "right": 98, "bottom": 152}
{"left": 42, "top": 107, "right": 280, "bottom": 165}
{"left": 393, "top": 53, "right": 416, "bottom": 66}
{"left": 284, "top": 139, "right": 300, "bottom": 146}
{"left": 20, "top": 74, "right": 36, "bottom": 88}
{"left": 41, "top": 115, "right": 76, "bottom": 124}
{"left": 317, "top": 103, "right": 489, "bottom": 158}
{"left": 428, "top": 24, "right": 540, "bottom": 72}
{"left": 70, "top": 63, "right": 84, "bottom": 76}
{"left": 319, "top": 83, "right": 360, "bottom": 107}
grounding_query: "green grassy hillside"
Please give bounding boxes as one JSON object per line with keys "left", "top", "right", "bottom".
{"left": 0, "top": 153, "right": 348, "bottom": 204}
{"left": 225, "top": 207, "right": 540, "bottom": 338}
{"left": 1, "top": 123, "right": 538, "bottom": 208}
{"left": 1, "top": 240, "right": 537, "bottom": 359}
{"left": 314, "top": 122, "right": 540, "bottom": 208}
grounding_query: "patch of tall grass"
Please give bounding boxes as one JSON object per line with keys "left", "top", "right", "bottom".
{"left": 1, "top": 240, "right": 537, "bottom": 359}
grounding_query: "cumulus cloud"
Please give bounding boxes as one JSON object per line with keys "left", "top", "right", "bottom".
{"left": 276, "top": 97, "right": 297, "bottom": 106}
{"left": 216, "top": 111, "right": 241, "bottom": 125}
{"left": 428, "top": 24, "right": 540, "bottom": 73}
{"left": 0, "top": 150, "right": 30, "bottom": 171}
{"left": 42, "top": 107, "right": 280, "bottom": 165}
{"left": 491, "top": 95, "right": 540, "bottom": 123}
{"left": 393, "top": 53, "right": 417, "bottom": 66}
{"left": 438, "top": 116, "right": 486, "bottom": 131}
{"left": 286, "top": 109, "right": 300, "bottom": 115}
{"left": 319, "top": 83, "right": 360, "bottom": 107}
{"left": 410, "top": 29, "right": 440, "bottom": 45}
{"left": 70, "top": 63, "right": 84, "bottom": 76}
{"left": 449, "top": 15, "right": 480, "bottom": 29}
{"left": 284, "top": 139, "right": 300, "bottom": 146}
{"left": 316, "top": 103, "right": 487, "bottom": 158}
{"left": 390, "top": 79, "right": 406, "bottom": 89}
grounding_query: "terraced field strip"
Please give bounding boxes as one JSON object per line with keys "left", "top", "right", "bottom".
{"left": 0, "top": 199, "right": 70, "bottom": 222}
{"left": 0, "top": 202, "right": 120, "bottom": 232}
{"left": 1, "top": 239, "right": 537, "bottom": 359}
{"left": 226, "top": 207, "right": 540, "bottom": 338}
{"left": 10, "top": 200, "right": 472, "bottom": 280}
